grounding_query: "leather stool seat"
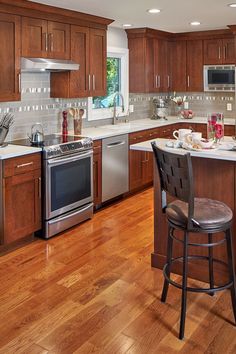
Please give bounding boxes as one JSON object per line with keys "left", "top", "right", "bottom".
{"left": 166, "top": 198, "right": 233, "bottom": 230}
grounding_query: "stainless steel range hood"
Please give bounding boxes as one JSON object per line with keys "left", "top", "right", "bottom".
{"left": 21, "top": 57, "right": 79, "bottom": 72}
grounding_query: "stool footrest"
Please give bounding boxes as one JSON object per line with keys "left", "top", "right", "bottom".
{"left": 163, "top": 261, "right": 233, "bottom": 293}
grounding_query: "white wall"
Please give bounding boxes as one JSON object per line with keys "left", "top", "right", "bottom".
{"left": 107, "top": 27, "right": 128, "bottom": 49}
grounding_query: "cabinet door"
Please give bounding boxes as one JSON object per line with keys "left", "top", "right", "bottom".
{"left": 204, "top": 39, "right": 222, "bottom": 64}
{"left": 160, "top": 40, "right": 171, "bottom": 92}
{"left": 186, "top": 40, "right": 203, "bottom": 92}
{"left": 222, "top": 38, "right": 235, "bottom": 64}
{"left": 89, "top": 28, "right": 106, "bottom": 96}
{"left": 47, "top": 21, "right": 70, "bottom": 59}
{"left": 172, "top": 40, "right": 187, "bottom": 92}
{"left": 224, "top": 125, "right": 235, "bottom": 137}
{"left": 93, "top": 140, "right": 102, "bottom": 206}
{"left": 3, "top": 170, "right": 41, "bottom": 244}
{"left": 129, "top": 149, "right": 143, "bottom": 191}
{"left": 0, "top": 13, "right": 20, "bottom": 102}
{"left": 146, "top": 38, "right": 155, "bottom": 92}
{"left": 142, "top": 152, "right": 153, "bottom": 185}
{"left": 128, "top": 37, "right": 147, "bottom": 93}
{"left": 70, "top": 25, "right": 90, "bottom": 97}
{"left": 22, "top": 17, "right": 48, "bottom": 58}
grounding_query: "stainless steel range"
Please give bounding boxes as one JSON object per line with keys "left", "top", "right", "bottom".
{"left": 12, "top": 134, "right": 93, "bottom": 238}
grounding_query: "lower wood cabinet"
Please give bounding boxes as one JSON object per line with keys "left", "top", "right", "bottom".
{"left": 129, "top": 126, "right": 174, "bottom": 191}
{"left": 2, "top": 153, "right": 42, "bottom": 245}
{"left": 93, "top": 140, "right": 102, "bottom": 207}
{"left": 224, "top": 125, "right": 234, "bottom": 137}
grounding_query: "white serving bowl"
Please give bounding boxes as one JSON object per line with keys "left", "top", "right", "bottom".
{"left": 198, "top": 138, "right": 215, "bottom": 149}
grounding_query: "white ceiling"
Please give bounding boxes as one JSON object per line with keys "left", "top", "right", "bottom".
{"left": 30, "top": 0, "right": 236, "bottom": 33}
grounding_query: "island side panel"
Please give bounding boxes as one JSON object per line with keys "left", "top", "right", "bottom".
{"left": 151, "top": 156, "right": 235, "bottom": 284}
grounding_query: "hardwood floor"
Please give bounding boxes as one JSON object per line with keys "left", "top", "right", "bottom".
{"left": 0, "top": 188, "right": 236, "bottom": 353}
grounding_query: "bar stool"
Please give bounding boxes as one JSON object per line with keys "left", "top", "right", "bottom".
{"left": 151, "top": 142, "right": 236, "bottom": 340}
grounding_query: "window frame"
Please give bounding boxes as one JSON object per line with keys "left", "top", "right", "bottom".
{"left": 87, "top": 46, "right": 129, "bottom": 121}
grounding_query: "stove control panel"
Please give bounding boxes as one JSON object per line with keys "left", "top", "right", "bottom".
{"left": 44, "top": 137, "right": 93, "bottom": 159}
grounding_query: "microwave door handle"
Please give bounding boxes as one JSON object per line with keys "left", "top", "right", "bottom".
{"left": 47, "top": 150, "right": 93, "bottom": 165}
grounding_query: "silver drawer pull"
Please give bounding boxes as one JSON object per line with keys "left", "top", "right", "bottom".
{"left": 16, "top": 162, "right": 33, "bottom": 168}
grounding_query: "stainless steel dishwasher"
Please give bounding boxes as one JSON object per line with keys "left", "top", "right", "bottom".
{"left": 102, "top": 134, "right": 129, "bottom": 202}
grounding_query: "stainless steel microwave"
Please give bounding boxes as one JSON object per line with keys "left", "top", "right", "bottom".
{"left": 203, "top": 65, "right": 235, "bottom": 92}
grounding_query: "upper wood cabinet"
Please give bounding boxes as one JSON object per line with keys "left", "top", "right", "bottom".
{"left": 204, "top": 38, "right": 235, "bottom": 64}
{"left": 22, "top": 17, "right": 70, "bottom": 60}
{"left": 172, "top": 39, "right": 203, "bottom": 92}
{"left": 128, "top": 34, "right": 171, "bottom": 93}
{"left": 0, "top": 13, "right": 21, "bottom": 102}
{"left": 51, "top": 26, "right": 106, "bottom": 98}
{"left": 171, "top": 40, "right": 187, "bottom": 92}
{"left": 186, "top": 40, "right": 203, "bottom": 91}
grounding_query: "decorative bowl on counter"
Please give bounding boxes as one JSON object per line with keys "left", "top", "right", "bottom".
{"left": 180, "top": 110, "right": 194, "bottom": 119}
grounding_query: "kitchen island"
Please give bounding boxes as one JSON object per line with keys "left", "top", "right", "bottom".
{"left": 130, "top": 138, "right": 236, "bottom": 284}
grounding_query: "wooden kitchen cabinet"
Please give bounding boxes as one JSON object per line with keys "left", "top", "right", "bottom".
{"left": 204, "top": 38, "right": 235, "bottom": 64}
{"left": 0, "top": 13, "right": 21, "bottom": 102}
{"left": 186, "top": 40, "right": 203, "bottom": 91}
{"left": 51, "top": 26, "right": 106, "bottom": 98}
{"left": 224, "top": 124, "right": 235, "bottom": 137}
{"left": 126, "top": 29, "right": 171, "bottom": 93}
{"left": 172, "top": 40, "right": 203, "bottom": 92}
{"left": 148, "top": 38, "right": 171, "bottom": 92}
{"left": 129, "top": 127, "right": 172, "bottom": 191}
{"left": 171, "top": 40, "right": 187, "bottom": 92}
{"left": 22, "top": 17, "right": 70, "bottom": 60}
{"left": 2, "top": 153, "right": 42, "bottom": 245}
{"left": 93, "top": 140, "right": 102, "bottom": 207}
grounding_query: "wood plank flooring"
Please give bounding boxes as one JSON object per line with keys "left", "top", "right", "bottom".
{"left": 0, "top": 188, "right": 236, "bottom": 353}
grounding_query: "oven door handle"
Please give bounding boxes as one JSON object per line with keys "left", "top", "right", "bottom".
{"left": 47, "top": 150, "right": 93, "bottom": 166}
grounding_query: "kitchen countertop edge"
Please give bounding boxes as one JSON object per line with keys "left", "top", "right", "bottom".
{"left": 0, "top": 145, "right": 42, "bottom": 160}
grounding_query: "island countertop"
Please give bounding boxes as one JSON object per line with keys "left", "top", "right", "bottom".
{"left": 130, "top": 137, "right": 236, "bottom": 162}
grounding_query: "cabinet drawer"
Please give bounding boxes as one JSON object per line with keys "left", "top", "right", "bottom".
{"left": 145, "top": 128, "right": 160, "bottom": 139}
{"left": 3, "top": 153, "right": 41, "bottom": 177}
{"left": 129, "top": 130, "right": 147, "bottom": 144}
{"left": 160, "top": 126, "right": 173, "bottom": 138}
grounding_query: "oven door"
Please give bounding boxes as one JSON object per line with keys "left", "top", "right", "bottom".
{"left": 45, "top": 150, "right": 93, "bottom": 220}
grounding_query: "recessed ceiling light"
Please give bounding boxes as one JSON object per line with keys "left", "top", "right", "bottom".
{"left": 147, "top": 8, "right": 161, "bottom": 14}
{"left": 228, "top": 3, "right": 236, "bottom": 7}
{"left": 123, "top": 24, "right": 132, "bottom": 27}
{"left": 190, "top": 21, "right": 201, "bottom": 26}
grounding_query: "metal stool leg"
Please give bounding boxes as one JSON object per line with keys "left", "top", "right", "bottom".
{"left": 225, "top": 228, "right": 236, "bottom": 323}
{"left": 161, "top": 225, "right": 173, "bottom": 303}
{"left": 179, "top": 231, "right": 189, "bottom": 340}
{"left": 208, "top": 233, "right": 215, "bottom": 296}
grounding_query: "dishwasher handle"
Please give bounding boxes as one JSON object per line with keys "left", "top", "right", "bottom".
{"left": 106, "top": 141, "right": 125, "bottom": 148}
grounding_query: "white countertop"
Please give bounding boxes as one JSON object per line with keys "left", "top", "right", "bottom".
{"left": 4, "top": 116, "right": 235, "bottom": 159}
{"left": 0, "top": 144, "right": 41, "bottom": 160}
{"left": 130, "top": 137, "right": 236, "bottom": 162}
{"left": 73, "top": 116, "right": 235, "bottom": 140}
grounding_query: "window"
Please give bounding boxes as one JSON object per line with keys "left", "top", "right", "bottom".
{"left": 87, "top": 46, "right": 129, "bottom": 121}
{"left": 93, "top": 57, "right": 121, "bottom": 109}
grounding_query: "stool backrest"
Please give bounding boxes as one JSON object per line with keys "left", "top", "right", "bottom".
{"left": 151, "top": 142, "right": 194, "bottom": 225}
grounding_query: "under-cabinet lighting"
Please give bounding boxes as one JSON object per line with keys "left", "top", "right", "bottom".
{"left": 228, "top": 3, "right": 236, "bottom": 7}
{"left": 123, "top": 24, "right": 132, "bottom": 27}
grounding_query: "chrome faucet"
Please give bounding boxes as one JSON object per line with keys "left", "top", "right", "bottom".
{"left": 113, "top": 92, "right": 125, "bottom": 125}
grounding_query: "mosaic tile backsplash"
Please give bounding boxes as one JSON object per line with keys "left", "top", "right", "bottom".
{"left": 1, "top": 72, "right": 88, "bottom": 141}
{"left": 129, "top": 92, "right": 235, "bottom": 122}
{"left": 0, "top": 71, "right": 235, "bottom": 140}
